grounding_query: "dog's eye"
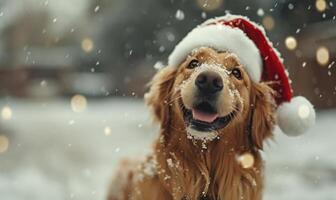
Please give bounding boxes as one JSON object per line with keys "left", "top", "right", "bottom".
{"left": 231, "top": 68, "right": 242, "bottom": 80}
{"left": 187, "top": 59, "right": 200, "bottom": 69}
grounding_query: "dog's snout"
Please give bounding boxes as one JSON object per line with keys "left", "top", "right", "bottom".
{"left": 195, "top": 71, "right": 223, "bottom": 95}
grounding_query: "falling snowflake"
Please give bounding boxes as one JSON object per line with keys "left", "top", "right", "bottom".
{"left": 302, "top": 62, "right": 307, "bottom": 68}
{"left": 288, "top": 3, "right": 294, "bottom": 10}
{"left": 328, "top": 61, "right": 335, "bottom": 69}
{"left": 94, "top": 5, "right": 100, "bottom": 13}
{"left": 175, "top": 9, "right": 185, "bottom": 21}
{"left": 257, "top": 8, "right": 264, "bottom": 17}
{"left": 166, "top": 32, "right": 175, "bottom": 42}
{"left": 153, "top": 61, "right": 165, "bottom": 70}
{"left": 40, "top": 80, "right": 47, "bottom": 87}
{"left": 159, "top": 46, "right": 165, "bottom": 52}
{"left": 201, "top": 12, "right": 207, "bottom": 19}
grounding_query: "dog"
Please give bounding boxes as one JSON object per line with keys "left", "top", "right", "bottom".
{"left": 107, "top": 47, "right": 276, "bottom": 200}
{"left": 107, "top": 14, "right": 316, "bottom": 200}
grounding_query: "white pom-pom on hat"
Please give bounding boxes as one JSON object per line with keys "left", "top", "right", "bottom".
{"left": 277, "top": 96, "right": 316, "bottom": 136}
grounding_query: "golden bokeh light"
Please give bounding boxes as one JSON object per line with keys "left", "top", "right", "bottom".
{"left": 0, "top": 135, "right": 9, "bottom": 153}
{"left": 285, "top": 36, "right": 297, "bottom": 50}
{"left": 71, "top": 94, "right": 87, "bottom": 112}
{"left": 1, "top": 106, "right": 12, "bottom": 120}
{"left": 81, "top": 37, "right": 94, "bottom": 53}
{"left": 237, "top": 152, "right": 255, "bottom": 169}
{"left": 298, "top": 105, "right": 310, "bottom": 119}
{"left": 197, "top": 0, "right": 223, "bottom": 11}
{"left": 315, "top": 0, "right": 327, "bottom": 12}
{"left": 316, "top": 46, "right": 329, "bottom": 66}
{"left": 262, "top": 15, "right": 275, "bottom": 31}
{"left": 104, "top": 126, "right": 112, "bottom": 136}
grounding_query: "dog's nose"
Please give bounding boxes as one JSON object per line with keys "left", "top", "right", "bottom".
{"left": 195, "top": 71, "right": 223, "bottom": 95}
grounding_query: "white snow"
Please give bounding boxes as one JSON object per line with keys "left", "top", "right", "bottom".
{"left": 186, "top": 127, "right": 218, "bottom": 145}
{"left": 0, "top": 99, "right": 335, "bottom": 199}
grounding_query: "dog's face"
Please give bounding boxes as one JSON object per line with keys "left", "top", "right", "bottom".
{"left": 146, "top": 47, "right": 275, "bottom": 147}
{"left": 176, "top": 48, "right": 250, "bottom": 139}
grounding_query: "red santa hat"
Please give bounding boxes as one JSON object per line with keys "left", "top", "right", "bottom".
{"left": 168, "top": 14, "right": 315, "bottom": 136}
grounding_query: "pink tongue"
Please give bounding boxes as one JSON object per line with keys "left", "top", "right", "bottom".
{"left": 192, "top": 109, "right": 219, "bottom": 123}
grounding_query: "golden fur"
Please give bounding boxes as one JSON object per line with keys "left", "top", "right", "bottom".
{"left": 107, "top": 47, "right": 276, "bottom": 200}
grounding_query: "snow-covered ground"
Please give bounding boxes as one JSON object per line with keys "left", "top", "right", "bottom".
{"left": 0, "top": 98, "right": 335, "bottom": 200}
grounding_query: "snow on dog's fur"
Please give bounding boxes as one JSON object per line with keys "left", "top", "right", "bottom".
{"left": 107, "top": 47, "right": 276, "bottom": 200}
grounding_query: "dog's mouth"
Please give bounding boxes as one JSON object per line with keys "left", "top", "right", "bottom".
{"left": 182, "top": 101, "right": 237, "bottom": 132}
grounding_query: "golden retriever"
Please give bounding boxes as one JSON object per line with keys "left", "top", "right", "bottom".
{"left": 107, "top": 47, "right": 276, "bottom": 200}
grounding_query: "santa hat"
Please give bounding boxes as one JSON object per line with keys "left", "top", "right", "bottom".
{"left": 168, "top": 14, "right": 315, "bottom": 136}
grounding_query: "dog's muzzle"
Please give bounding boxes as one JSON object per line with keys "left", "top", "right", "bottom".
{"left": 181, "top": 71, "right": 236, "bottom": 132}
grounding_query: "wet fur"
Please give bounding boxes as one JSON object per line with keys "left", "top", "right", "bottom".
{"left": 107, "top": 49, "right": 276, "bottom": 200}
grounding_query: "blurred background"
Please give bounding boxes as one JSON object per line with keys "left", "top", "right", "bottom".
{"left": 0, "top": 0, "right": 335, "bottom": 199}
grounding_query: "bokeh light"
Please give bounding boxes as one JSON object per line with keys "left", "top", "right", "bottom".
{"left": 81, "top": 37, "right": 94, "bottom": 53}
{"left": 0, "top": 135, "right": 9, "bottom": 153}
{"left": 71, "top": 94, "right": 87, "bottom": 112}
{"left": 316, "top": 46, "right": 329, "bottom": 66}
{"left": 285, "top": 36, "right": 297, "bottom": 50}
{"left": 262, "top": 15, "right": 275, "bottom": 31}
{"left": 197, "top": 0, "right": 223, "bottom": 11}
{"left": 1, "top": 106, "right": 13, "bottom": 120}
{"left": 315, "top": 0, "right": 327, "bottom": 12}
{"left": 104, "top": 126, "right": 112, "bottom": 136}
{"left": 237, "top": 152, "right": 255, "bottom": 169}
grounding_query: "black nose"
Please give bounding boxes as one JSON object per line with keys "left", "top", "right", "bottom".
{"left": 195, "top": 71, "right": 223, "bottom": 95}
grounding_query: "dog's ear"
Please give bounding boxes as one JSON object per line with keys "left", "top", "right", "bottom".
{"left": 250, "top": 82, "right": 276, "bottom": 150}
{"left": 145, "top": 66, "right": 177, "bottom": 125}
